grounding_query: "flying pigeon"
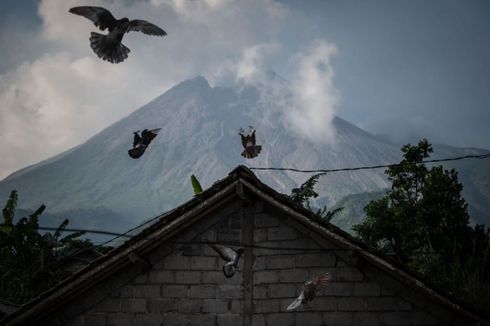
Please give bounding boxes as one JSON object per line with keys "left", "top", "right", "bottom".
{"left": 286, "top": 272, "right": 331, "bottom": 311}
{"left": 239, "top": 127, "right": 262, "bottom": 159}
{"left": 209, "top": 244, "right": 244, "bottom": 278}
{"left": 69, "top": 6, "right": 166, "bottom": 63}
{"left": 128, "top": 128, "right": 160, "bottom": 159}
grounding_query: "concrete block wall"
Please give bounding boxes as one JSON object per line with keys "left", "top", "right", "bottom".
{"left": 250, "top": 210, "right": 441, "bottom": 326}
{"left": 64, "top": 203, "right": 457, "bottom": 326}
{"left": 70, "top": 212, "right": 245, "bottom": 326}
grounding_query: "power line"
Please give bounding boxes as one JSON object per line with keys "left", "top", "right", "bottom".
{"left": 0, "top": 225, "right": 133, "bottom": 238}
{"left": 0, "top": 224, "right": 325, "bottom": 252}
{"left": 6, "top": 153, "right": 489, "bottom": 259}
{"left": 249, "top": 153, "right": 490, "bottom": 174}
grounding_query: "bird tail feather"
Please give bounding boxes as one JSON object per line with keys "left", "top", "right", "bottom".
{"left": 223, "top": 264, "right": 236, "bottom": 278}
{"left": 90, "top": 32, "right": 130, "bottom": 64}
{"left": 128, "top": 145, "right": 146, "bottom": 159}
{"left": 241, "top": 145, "right": 262, "bottom": 159}
{"left": 286, "top": 293, "right": 304, "bottom": 311}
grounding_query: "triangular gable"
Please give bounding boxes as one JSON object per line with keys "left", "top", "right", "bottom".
{"left": 3, "top": 166, "right": 488, "bottom": 325}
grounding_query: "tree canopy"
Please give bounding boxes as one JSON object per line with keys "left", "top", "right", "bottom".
{"left": 353, "top": 139, "right": 490, "bottom": 313}
{"left": 0, "top": 190, "right": 87, "bottom": 304}
{"left": 290, "top": 173, "right": 343, "bottom": 222}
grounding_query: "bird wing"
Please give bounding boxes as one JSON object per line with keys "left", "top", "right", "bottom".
{"left": 313, "top": 272, "right": 331, "bottom": 289}
{"left": 141, "top": 129, "right": 158, "bottom": 145}
{"left": 69, "top": 6, "right": 118, "bottom": 31}
{"left": 239, "top": 133, "right": 248, "bottom": 148}
{"left": 148, "top": 128, "right": 162, "bottom": 134}
{"left": 286, "top": 291, "right": 304, "bottom": 311}
{"left": 250, "top": 130, "right": 256, "bottom": 145}
{"left": 133, "top": 132, "right": 142, "bottom": 147}
{"left": 209, "top": 244, "right": 236, "bottom": 262}
{"left": 303, "top": 272, "right": 331, "bottom": 302}
{"left": 128, "top": 20, "right": 167, "bottom": 36}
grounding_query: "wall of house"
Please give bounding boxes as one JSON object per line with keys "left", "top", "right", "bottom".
{"left": 249, "top": 205, "right": 442, "bottom": 326}
{"left": 44, "top": 199, "right": 470, "bottom": 326}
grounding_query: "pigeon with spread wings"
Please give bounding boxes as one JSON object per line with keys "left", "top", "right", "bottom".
{"left": 128, "top": 128, "right": 160, "bottom": 159}
{"left": 239, "top": 127, "right": 262, "bottom": 159}
{"left": 286, "top": 272, "right": 331, "bottom": 311}
{"left": 69, "top": 6, "right": 166, "bottom": 63}
{"left": 209, "top": 244, "right": 244, "bottom": 278}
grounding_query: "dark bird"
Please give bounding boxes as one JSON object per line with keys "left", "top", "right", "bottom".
{"left": 239, "top": 128, "right": 262, "bottom": 159}
{"left": 209, "top": 244, "right": 244, "bottom": 278}
{"left": 286, "top": 272, "right": 331, "bottom": 311}
{"left": 69, "top": 6, "right": 166, "bottom": 63}
{"left": 128, "top": 128, "right": 160, "bottom": 159}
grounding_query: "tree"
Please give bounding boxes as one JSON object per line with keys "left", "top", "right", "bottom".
{"left": 0, "top": 190, "right": 86, "bottom": 304}
{"left": 290, "top": 173, "right": 343, "bottom": 222}
{"left": 353, "top": 139, "right": 490, "bottom": 312}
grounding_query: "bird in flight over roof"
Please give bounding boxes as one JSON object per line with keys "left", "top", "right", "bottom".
{"left": 209, "top": 244, "right": 244, "bottom": 278}
{"left": 286, "top": 272, "right": 331, "bottom": 311}
{"left": 239, "top": 127, "right": 262, "bottom": 159}
{"left": 128, "top": 128, "right": 161, "bottom": 159}
{"left": 69, "top": 6, "right": 166, "bottom": 63}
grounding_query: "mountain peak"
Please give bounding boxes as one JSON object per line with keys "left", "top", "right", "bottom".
{"left": 2, "top": 75, "right": 488, "bottom": 237}
{"left": 182, "top": 75, "right": 210, "bottom": 89}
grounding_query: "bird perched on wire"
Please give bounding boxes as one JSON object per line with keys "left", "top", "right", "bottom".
{"left": 239, "top": 127, "right": 262, "bottom": 159}
{"left": 69, "top": 6, "right": 166, "bottom": 63}
{"left": 128, "top": 128, "right": 161, "bottom": 159}
{"left": 209, "top": 244, "right": 244, "bottom": 278}
{"left": 286, "top": 272, "right": 331, "bottom": 311}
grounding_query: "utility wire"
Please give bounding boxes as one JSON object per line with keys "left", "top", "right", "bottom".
{"left": 249, "top": 153, "right": 490, "bottom": 174}
{"left": 0, "top": 224, "right": 325, "bottom": 252}
{"left": 6, "top": 153, "right": 489, "bottom": 259}
{"left": 0, "top": 225, "right": 132, "bottom": 238}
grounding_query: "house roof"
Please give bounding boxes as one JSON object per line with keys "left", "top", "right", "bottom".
{"left": 0, "top": 301, "right": 18, "bottom": 318}
{"left": 2, "top": 165, "right": 488, "bottom": 325}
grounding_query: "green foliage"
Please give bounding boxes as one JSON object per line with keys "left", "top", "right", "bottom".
{"left": 191, "top": 174, "right": 203, "bottom": 195}
{"left": 353, "top": 139, "right": 490, "bottom": 313}
{"left": 290, "top": 173, "right": 343, "bottom": 222}
{"left": 290, "top": 174, "right": 322, "bottom": 207}
{"left": 0, "top": 190, "right": 87, "bottom": 304}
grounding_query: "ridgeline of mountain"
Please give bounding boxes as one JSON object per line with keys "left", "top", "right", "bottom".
{"left": 1, "top": 76, "right": 488, "bottom": 237}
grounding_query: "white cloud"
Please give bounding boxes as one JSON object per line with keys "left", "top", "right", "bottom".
{"left": 0, "top": 0, "right": 292, "bottom": 179}
{"left": 236, "top": 43, "right": 281, "bottom": 83}
{"left": 233, "top": 39, "right": 340, "bottom": 143}
{"left": 287, "top": 39, "right": 339, "bottom": 143}
{"left": 0, "top": 0, "right": 340, "bottom": 179}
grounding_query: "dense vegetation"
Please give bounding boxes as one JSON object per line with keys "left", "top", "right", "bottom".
{"left": 290, "top": 173, "right": 343, "bottom": 222}
{"left": 0, "top": 191, "right": 93, "bottom": 304}
{"left": 353, "top": 139, "right": 490, "bottom": 314}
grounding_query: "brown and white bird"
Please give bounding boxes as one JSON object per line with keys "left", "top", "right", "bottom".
{"left": 286, "top": 272, "right": 331, "bottom": 311}
{"left": 69, "top": 6, "right": 166, "bottom": 63}
{"left": 209, "top": 244, "right": 244, "bottom": 278}
{"left": 239, "top": 127, "right": 262, "bottom": 159}
{"left": 128, "top": 128, "right": 160, "bottom": 159}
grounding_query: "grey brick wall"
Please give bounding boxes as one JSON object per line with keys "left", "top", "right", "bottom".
{"left": 250, "top": 211, "right": 442, "bottom": 326}
{"left": 59, "top": 201, "right": 469, "bottom": 326}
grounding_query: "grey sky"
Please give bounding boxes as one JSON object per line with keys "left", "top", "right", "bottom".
{"left": 0, "top": 0, "right": 489, "bottom": 179}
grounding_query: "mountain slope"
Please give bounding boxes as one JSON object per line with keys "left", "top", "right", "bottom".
{"left": 0, "top": 76, "right": 488, "bottom": 235}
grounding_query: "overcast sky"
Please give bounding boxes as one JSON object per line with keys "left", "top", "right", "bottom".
{"left": 0, "top": 0, "right": 489, "bottom": 180}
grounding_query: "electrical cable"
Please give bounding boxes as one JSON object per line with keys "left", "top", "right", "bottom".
{"left": 249, "top": 153, "right": 490, "bottom": 173}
